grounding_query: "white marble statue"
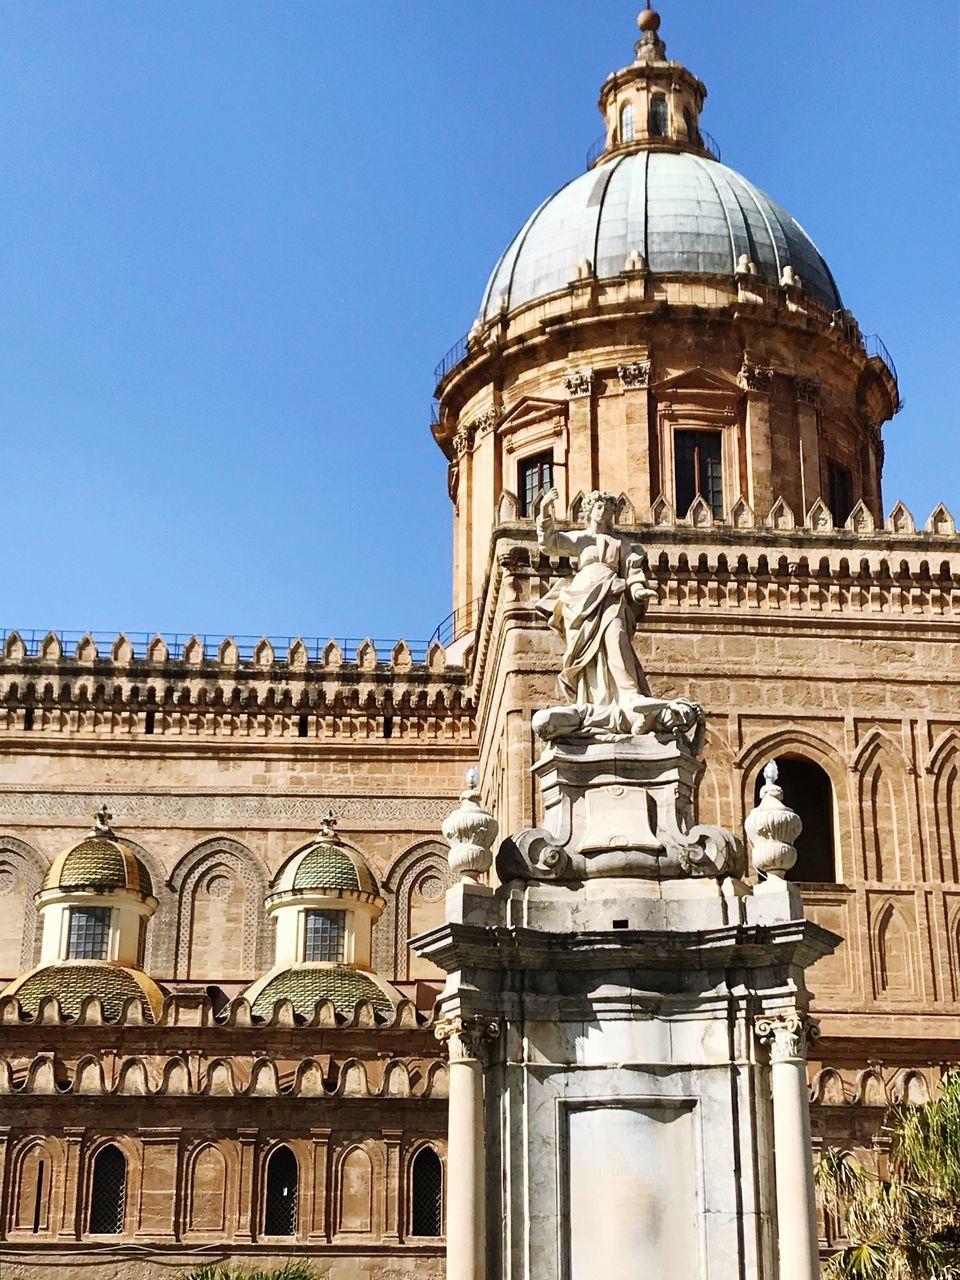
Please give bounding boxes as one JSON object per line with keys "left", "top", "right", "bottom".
{"left": 533, "top": 488, "right": 705, "bottom": 749}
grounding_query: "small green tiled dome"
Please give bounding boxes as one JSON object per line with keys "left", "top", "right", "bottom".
{"left": 293, "top": 841, "right": 362, "bottom": 892}
{"left": 249, "top": 966, "right": 395, "bottom": 1018}
{"left": 45, "top": 835, "right": 153, "bottom": 897}
{"left": 4, "top": 963, "right": 165, "bottom": 1021}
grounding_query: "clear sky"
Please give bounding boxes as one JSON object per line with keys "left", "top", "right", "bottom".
{"left": 2, "top": 1, "right": 957, "bottom": 645}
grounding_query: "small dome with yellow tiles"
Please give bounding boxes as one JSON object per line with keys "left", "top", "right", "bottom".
{"left": 43, "top": 806, "right": 153, "bottom": 898}
{"left": 1, "top": 962, "right": 166, "bottom": 1022}
{"left": 274, "top": 815, "right": 379, "bottom": 899}
{"left": 247, "top": 964, "right": 399, "bottom": 1020}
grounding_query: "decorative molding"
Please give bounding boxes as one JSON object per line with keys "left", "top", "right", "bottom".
{"left": 617, "top": 361, "right": 651, "bottom": 390}
{"left": 756, "top": 1011, "right": 820, "bottom": 1063}
{"left": 0, "top": 789, "right": 458, "bottom": 828}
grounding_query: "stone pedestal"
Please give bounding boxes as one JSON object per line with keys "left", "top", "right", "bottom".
{"left": 415, "top": 736, "right": 838, "bottom": 1280}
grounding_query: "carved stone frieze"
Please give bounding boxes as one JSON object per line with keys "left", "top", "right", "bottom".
{"left": 617, "top": 361, "right": 651, "bottom": 390}
{"left": 0, "top": 789, "right": 457, "bottom": 828}
{"left": 471, "top": 408, "right": 497, "bottom": 439}
{"left": 756, "top": 1011, "right": 820, "bottom": 1063}
{"left": 434, "top": 1012, "right": 501, "bottom": 1062}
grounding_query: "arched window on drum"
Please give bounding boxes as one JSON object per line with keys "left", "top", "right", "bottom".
{"left": 620, "top": 101, "right": 635, "bottom": 143}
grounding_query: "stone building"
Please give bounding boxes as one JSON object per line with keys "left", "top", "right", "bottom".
{"left": 0, "top": 7, "right": 957, "bottom": 1277}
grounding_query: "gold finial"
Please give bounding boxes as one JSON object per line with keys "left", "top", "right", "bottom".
{"left": 637, "top": 7, "right": 661, "bottom": 33}
{"left": 92, "top": 803, "right": 115, "bottom": 836}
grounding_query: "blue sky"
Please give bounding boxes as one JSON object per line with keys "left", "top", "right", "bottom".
{"left": 2, "top": 2, "right": 957, "bottom": 644}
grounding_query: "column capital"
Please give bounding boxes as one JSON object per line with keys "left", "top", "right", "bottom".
{"left": 756, "top": 1011, "right": 820, "bottom": 1063}
{"left": 435, "top": 1012, "right": 501, "bottom": 1062}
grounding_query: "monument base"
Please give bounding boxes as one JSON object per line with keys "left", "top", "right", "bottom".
{"left": 497, "top": 734, "right": 744, "bottom": 881}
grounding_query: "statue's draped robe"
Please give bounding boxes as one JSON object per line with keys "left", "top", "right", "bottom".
{"left": 536, "top": 513, "right": 657, "bottom": 728}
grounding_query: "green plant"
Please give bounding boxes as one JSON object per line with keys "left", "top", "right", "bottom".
{"left": 816, "top": 1073, "right": 960, "bottom": 1279}
{"left": 177, "top": 1264, "right": 317, "bottom": 1280}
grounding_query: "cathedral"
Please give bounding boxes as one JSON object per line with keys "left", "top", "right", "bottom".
{"left": 0, "top": 9, "right": 956, "bottom": 1279}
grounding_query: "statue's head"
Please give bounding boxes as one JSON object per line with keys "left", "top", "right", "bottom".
{"left": 582, "top": 490, "right": 619, "bottom": 531}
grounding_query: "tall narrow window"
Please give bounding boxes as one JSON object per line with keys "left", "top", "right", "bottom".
{"left": 649, "top": 96, "right": 668, "bottom": 137}
{"left": 263, "top": 1146, "right": 298, "bottom": 1237}
{"left": 683, "top": 106, "right": 697, "bottom": 142}
{"left": 674, "top": 430, "right": 723, "bottom": 519}
{"left": 303, "top": 909, "right": 346, "bottom": 962}
{"left": 518, "top": 451, "right": 553, "bottom": 517}
{"left": 755, "top": 756, "right": 837, "bottom": 883}
{"left": 410, "top": 1147, "right": 443, "bottom": 1237}
{"left": 67, "top": 907, "right": 112, "bottom": 960}
{"left": 88, "top": 1145, "right": 126, "bottom": 1235}
{"left": 619, "top": 101, "right": 635, "bottom": 143}
{"left": 827, "top": 461, "right": 854, "bottom": 526}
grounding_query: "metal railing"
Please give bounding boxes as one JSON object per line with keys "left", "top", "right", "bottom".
{"left": 585, "top": 127, "right": 721, "bottom": 170}
{"left": 429, "top": 597, "right": 481, "bottom": 648}
{"left": 864, "top": 334, "right": 898, "bottom": 385}
{"left": 0, "top": 630, "right": 433, "bottom": 665}
{"left": 433, "top": 333, "right": 469, "bottom": 383}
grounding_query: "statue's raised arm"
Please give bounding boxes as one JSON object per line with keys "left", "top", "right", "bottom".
{"left": 532, "top": 490, "right": 704, "bottom": 750}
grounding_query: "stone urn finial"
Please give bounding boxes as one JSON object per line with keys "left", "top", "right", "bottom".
{"left": 442, "top": 768, "right": 498, "bottom": 883}
{"left": 745, "top": 761, "right": 802, "bottom": 879}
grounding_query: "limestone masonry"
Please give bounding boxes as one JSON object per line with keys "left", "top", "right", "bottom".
{"left": 0, "top": 8, "right": 956, "bottom": 1278}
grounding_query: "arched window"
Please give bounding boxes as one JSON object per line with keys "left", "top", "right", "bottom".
{"left": 263, "top": 1145, "right": 298, "bottom": 1237}
{"left": 410, "top": 1147, "right": 443, "bottom": 1237}
{"left": 649, "top": 96, "right": 668, "bottom": 138}
{"left": 88, "top": 1145, "right": 126, "bottom": 1235}
{"left": 755, "top": 756, "right": 837, "bottom": 883}
{"left": 620, "top": 101, "right": 635, "bottom": 143}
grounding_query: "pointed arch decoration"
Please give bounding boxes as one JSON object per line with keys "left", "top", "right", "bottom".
{"left": 170, "top": 837, "right": 271, "bottom": 980}
{"left": 929, "top": 734, "right": 960, "bottom": 882}
{"left": 0, "top": 835, "right": 47, "bottom": 973}
{"left": 872, "top": 897, "right": 918, "bottom": 999}
{"left": 187, "top": 1143, "right": 228, "bottom": 1233}
{"left": 855, "top": 735, "right": 912, "bottom": 882}
{"left": 11, "top": 1136, "right": 61, "bottom": 1234}
{"left": 337, "top": 1144, "right": 374, "bottom": 1234}
{"left": 375, "top": 840, "right": 452, "bottom": 981}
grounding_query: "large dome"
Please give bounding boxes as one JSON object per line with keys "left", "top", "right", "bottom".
{"left": 480, "top": 150, "right": 841, "bottom": 320}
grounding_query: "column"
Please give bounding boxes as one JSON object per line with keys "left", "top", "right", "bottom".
{"left": 757, "top": 1013, "right": 821, "bottom": 1280}
{"left": 0, "top": 1127, "right": 10, "bottom": 1241}
{"left": 618, "top": 361, "right": 653, "bottom": 511}
{"left": 794, "top": 381, "right": 821, "bottom": 518}
{"left": 742, "top": 363, "right": 774, "bottom": 516}
{"left": 435, "top": 1013, "right": 500, "bottom": 1280}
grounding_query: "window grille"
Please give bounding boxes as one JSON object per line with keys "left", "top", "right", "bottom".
{"left": 649, "top": 96, "right": 669, "bottom": 137}
{"left": 88, "top": 1145, "right": 126, "bottom": 1235}
{"left": 518, "top": 451, "right": 553, "bottom": 518}
{"left": 620, "top": 102, "right": 635, "bottom": 143}
{"left": 675, "top": 430, "right": 723, "bottom": 520}
{"left": 410, "top": 1148, "right": 443, "bottom": 1237}
{"left": 303, "top": 909, "right": 346, "bottom": 963}
{"left": 827, "top": 461, "right": 854, "bottom": 526}
{"left": 263, "top": 1146, "right": 298, "bottom": 1237}
{"left": 67, "top": 907, "right": 112, "bottom": 960}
